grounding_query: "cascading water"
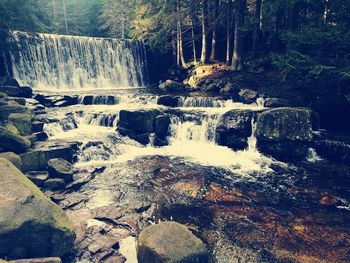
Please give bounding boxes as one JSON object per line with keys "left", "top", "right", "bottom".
{"left": 7, "top": 31, "right": 148, "bottom": 89}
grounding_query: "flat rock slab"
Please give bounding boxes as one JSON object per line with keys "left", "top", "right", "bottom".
{"left": 8, "top": 258, "right": 61, "bottom": 263}
{"left": 20, "top": 141, "right": 77, "bottom": 172}
{"left": 137, "top": 221, "right": 208, "bottom": 263}
{"left": 47, "top": 158, "right": 74, "bottom": 183}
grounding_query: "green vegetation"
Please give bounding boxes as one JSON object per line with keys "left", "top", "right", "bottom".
{"left": 0, "top": 0, "right": 350, "bottom": 75}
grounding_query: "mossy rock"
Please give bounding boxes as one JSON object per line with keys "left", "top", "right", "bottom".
{"left": 0, "top": 152, "right": 22, "bottom": 169}
{"left": 0, "top": 102, "right": 34, "bottom": 120}
{"left": 0, "top": 158, "right": 75, "bottom": 259}
{"left": 0, "top": 125, "right": 31, "bottom": 153}
{"left": 256, "top": 107, "right": 313, "bottom": 142}
{"left": 4, "top": 123, "right": 20, "bottom": 134}
{"left": 9, "top": 113, "right": 33, "bottom": 136}
{"left": 137, "top": 221, "right": 208, "bottom": 263}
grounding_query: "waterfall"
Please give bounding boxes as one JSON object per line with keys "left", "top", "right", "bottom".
{"left": 7, "top": 31, "right": 148, "bottom": 90}
{"left": 169, "top": 114, "right": 220, "bottom": 143}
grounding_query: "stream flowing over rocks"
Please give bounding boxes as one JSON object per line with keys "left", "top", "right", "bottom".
{"left": 1, "top": 32, "right": 350, "bottom": 263}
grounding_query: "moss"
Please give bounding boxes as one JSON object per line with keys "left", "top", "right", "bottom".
{"left": 0, "top": 158, "right": 74, "bottom": 233}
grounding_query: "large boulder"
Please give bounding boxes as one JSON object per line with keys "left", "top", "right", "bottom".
{"left": 34, "top": 95, "right": 79, "bottom": 108}
{"left": 0, "top": 159, "right": 75, "bottom": 259}
{"left": 3, "top": 79, "right": 20, "bottom": 88}
{"left": 311, "top": 95, "right": 350, "bottom": 132}
{"left": 0, "top": 152, "right": 22, "bottom": 169}
{"left": 80, "top": 95, "right": 118, "bottom": 105}
{"left": 0, "top": 86, "right": 32, "bottom": 98}
{"left": 238, "top": 89, "right": 259, "bottom": 103}
{"left": 47, "top": 158, "right": 74, "bottom": 183}
{"left": 0, "top": 126, "right": 31, "bottom": 153}
{"left": 157, "top": 96, "right": 181, "bottom": 108}
{"left": 137, "top": 221, "right": 208, "bottom": 263}
{"left": 9, "top": 113, "right": 33, "bottom": 136}
{"left": 0, "top": 101, "right": 33, "bottom": 120}
{"left": 216, "top": 110, "right": 254, "bottom": 150}
{"left": 20, "top": 142, "right": 77, "bottom": 172}
{"left": 159, "top": 80, "right": 188, "bottom": 92}
{"left": 256, "top": 107, "right": 314, "bottom": 159}
{"left": 119, "top": 110, "right": 159, "bottom": 134}
{"left": 314, "top": 140, "right": 350, "bottom": 164}
{"left": 155, "top": 115, "right": 171, "bottom": 139}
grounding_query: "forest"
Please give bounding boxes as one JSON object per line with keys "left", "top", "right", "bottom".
{"left": 1, "top": 0, "right": 350, "bottom": 70}
{"left": 0, "top": 1, "right": 350, "bottom": 263}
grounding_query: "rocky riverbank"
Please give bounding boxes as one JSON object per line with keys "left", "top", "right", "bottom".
{"left": 1, "top": 77, "right": 350, "bottom": 263}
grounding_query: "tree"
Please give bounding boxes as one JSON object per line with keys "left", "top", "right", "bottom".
{"left": 231, "top": 0, "right": 246, "bottom": 71}
{"left": 100, "top": 0, "right": 134, "bottom": 39}
{"left": 210, "top": 0, "right": 219, "bottom": 61}
{"left": 252, "top": 0, "right": 262, "bottom": 59}
{"left": 200, "top": 0, "right": 209, "bottom": 64}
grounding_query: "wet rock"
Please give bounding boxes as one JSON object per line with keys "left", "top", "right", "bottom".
{"left": 60, "top": 116, "right": 78, "bottom": 131}
{"left": 0, "top": 125, "right": 31, "bottom": 153}
{"left": 44, "top": 178, "right": 66, "bottom": 191}
{"left": 256, "top": 108, "right": 313, "bottom": 159}
{"left": 0, "top": 152, "right": 22, "bottom": 169}
{"left": 80, "top": 95, "right": 118, "bottom": 105}
{"left": 34, "top": 132, "right": 49, "bottom": 142}
{"left": 216, "top": 110, "right": 254, "bottom": 150}
{"left": 8, "top": 258, "right": 61, "bottom": 263}
{"left": 26, "top": 171, "right": 49, "bottom": 186}
{"left": 217, "top": 110, "right": 254, "bottom": 136}
{"left": 9, "top": 113, "right": 33, "bottom": 136}
{"left": 119, "top": 109, "right": 159, "bottom": 134}
{"left": 311, "top": 95, "right": 350, "bottom": 132}
{"left": 157, "top": 96, "right": 181, "bottom": 107}
{"left": 154, "top": 136, "right": 168, "bottom": 147}
{"left": 239, "top": 89, "right": 259, "bottom": 102}
{"left": 4, "top": 122, "right": 20, "bottom": 134}
{"left": 159, "top": 80, "right": 188, "bottom": 92}
{"left": 3, "top": 78, "right": 20, "bottom": 87}
{"left": 47, "top": 158, "right": 74, "bottom": 183}
{"left": 20, "top": 141, "right": 77, "bottom": 172}
{"left": 0, "top": 86, "right": 32, "bottom": 98}
{"left": 155, "top": 115, "right": 171, "bottom": 139}
{"left": 32, "top": 121, "right": 44, "bottom": 133}
{"left": 8, "top": 97, "right": 26, "bottom": 106}
{"left": 34, "top": 94, "right": 79, "bottom": 108}
{"left": 220, "top": 82, "right": 235, "bottom": 94}
{"left": 0, "top": 102, "right": 33, "bottom": 120}
{"left": 137, "top": 221, "right": 208, "bottom": 263}
{"left": 264, "top": 98, "right": 292, "bottom": 108}
{"left": 320, "top": 194, "right": 341, "bottom": 206}
{"left": 314, "top": 140, "right": 350, "bottom": 164}
{"left": 119, "top": 129, "right": 151, "bottom": 145}
{"left": 0, "top": 159, "right": 75, "bottom": 259}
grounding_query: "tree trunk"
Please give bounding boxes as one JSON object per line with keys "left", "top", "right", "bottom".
{"left": 231, "top": 0, "right": 246, "bottom": 71}
{"left": 179, "top": 23, "right": 188, "bottom": 68}
{"left": 288, "top": 2, "right": 299, "bottom": 31}
{"left": 210, "top": 0, "right": 219, "bottom": 61}
{"left": 176, "top": 24, "right": 180, "bottom": 66}
{"left": 252, "top": 0, "right": 262, "bottom": 59}
{"left": 200, "top": 0, "right": 209, "bottom": 64}
{"left": 62, "top": 0, "right": 68, "bottom": 33}
{"left": 121, "top": 20, "right": 125, "bottom": 39}
{"left": 52, "top": 0, "right": 56, "bottom": 22}
{"left": 226, "top": 0, "right": 232, "bottom": 64}
{"left": 191, "top": 18, "right": 197, "bottom": 64}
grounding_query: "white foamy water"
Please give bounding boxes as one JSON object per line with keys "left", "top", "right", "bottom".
{"left": 42, "top": 94, "right": 272, "bottom": 175}
{"left": 119, "top": 236, "right": 138, "bottom": 263}
{"left": 8, "top": 31, "right": 148, "bottom": 89}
